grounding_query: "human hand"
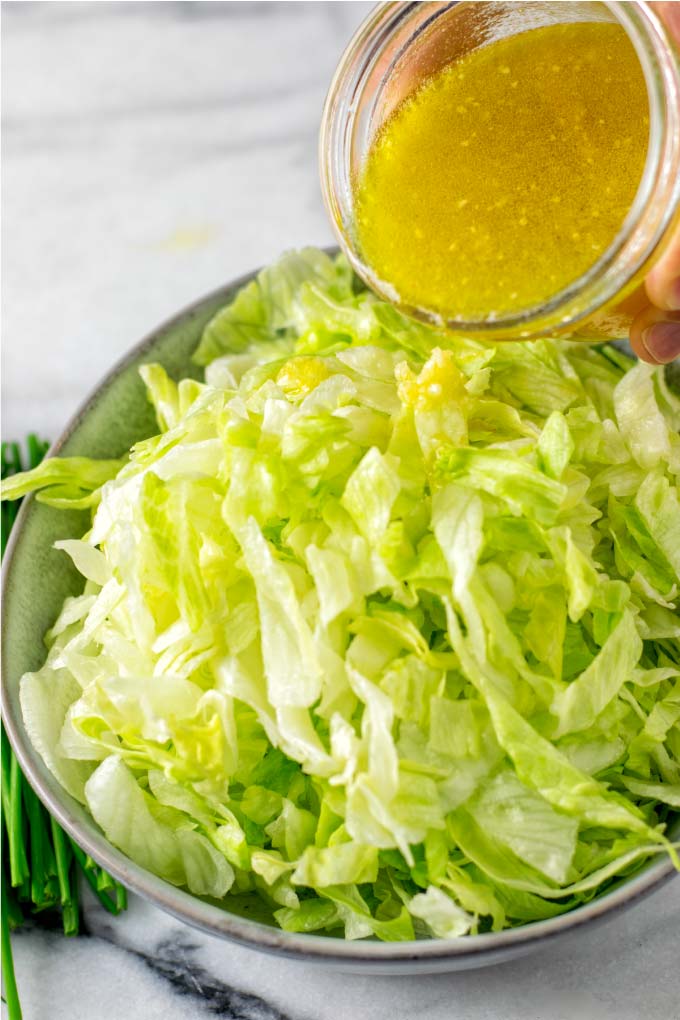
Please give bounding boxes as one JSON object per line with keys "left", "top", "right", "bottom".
{"left": 629, "top": 2, "right": 680, "bottom": 365}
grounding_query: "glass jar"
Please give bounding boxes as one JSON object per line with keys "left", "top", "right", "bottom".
{"left": 319, "top": 1, "right": 680, "bottom": 341}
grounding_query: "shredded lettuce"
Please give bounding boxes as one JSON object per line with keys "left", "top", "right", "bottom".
{"left": 3, "top": 247, "right": 679, "bottom": 941}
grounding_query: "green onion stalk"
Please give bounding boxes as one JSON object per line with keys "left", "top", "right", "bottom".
{"left": 1, "top": 438, "right": 127, "bottom": 1020}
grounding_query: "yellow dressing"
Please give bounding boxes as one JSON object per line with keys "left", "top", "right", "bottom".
{"left": 354, "top": 21, "right": 649, "bottom": 322}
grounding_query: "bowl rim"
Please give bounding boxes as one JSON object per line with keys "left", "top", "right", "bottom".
{"left": 2, "top": 258, "right": 677, "bottom": 966}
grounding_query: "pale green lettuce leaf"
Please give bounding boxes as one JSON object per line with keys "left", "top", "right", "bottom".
{"left": 538, "top": 411, "right": 574, "bottom": 480}
{"left": 1, "top": 455, "right": 123, "bottom": 508}
{"left": 292, "top": 842, "right": 379, "bottom": 887}
{"left": 5, "top": 247, "right": 679, "bottom": 942}
{"left": 437, "top": 448, "right": 566, "bottom": 525}
{"left": 614, "top": 362, "right": 673, "bottom": 470}
{"left": 408, "top": 886, "right": 474, "bottom": 938}
{"left": 341, "top": 447, "right": 401, "bottom": 545}
{"left": 85, "top": 757, "right": 234, "bottom": 896}
{"left": 468, "top": 770, "right": 578, "bottom": 883}
{"left": 236, "top": 517, "right": 322, "bottom": 709}
{"left": 634, "top": 471, "right": 680, "bottom": 577}
{"left": 551, "top": 610, "right": 642, "bottom": 736}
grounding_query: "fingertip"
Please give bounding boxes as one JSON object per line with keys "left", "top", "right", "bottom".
{"left": 629, "top": 329, "right": 659, "bottom": 364}
{"left": 650, "top": 2, "right": 680, "bottom": 42}
{"left": 640, "top": 321, "right": 680, "bottom": 364}
{"left": 645, "top": 267, "right": 680, "bottom": 313}
{"left": 629, "top": 305, "right": 680, "bottom": 364}
{"left": 642, "top": 210, "right": 680, "bottom": 311}
{"left": 664, "top": 277, "right": 680, "bottom": 313}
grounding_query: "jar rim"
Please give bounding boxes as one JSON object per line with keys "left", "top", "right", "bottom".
{"left": 319, "top": 1, "right": 680, "bottom": 338}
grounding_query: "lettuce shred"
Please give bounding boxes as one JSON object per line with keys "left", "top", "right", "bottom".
{"left": 3, "top": 248, "right": 680, "bottom": 941}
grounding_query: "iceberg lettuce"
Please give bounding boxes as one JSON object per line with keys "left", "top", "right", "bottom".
{"left": 3, "top": 248, "right": 679, "bottom": 939}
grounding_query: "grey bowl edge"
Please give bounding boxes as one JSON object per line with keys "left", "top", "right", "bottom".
{"left": 2, "top": 260, "right": 678, "bottom": 973}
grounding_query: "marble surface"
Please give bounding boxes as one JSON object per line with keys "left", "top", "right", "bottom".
{"left": 9, "top": 881, "right": 680, "bottom": 1020}
{"left": 2, "top": 0, "right": 370, "bottom": 440}
{"left": 2, "top": 4, "right": 679, "bottom": 1020}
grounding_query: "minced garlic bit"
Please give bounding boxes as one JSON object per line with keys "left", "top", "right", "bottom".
{"left": 276, "top": 357, "right": 330, "bottom": 398}
{"left": 396, "top": 348, "right": 467, "bottom": 412}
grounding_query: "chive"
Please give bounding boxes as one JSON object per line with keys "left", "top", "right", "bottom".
{"left": 61, "top": 866, "right": 80, "bottom": 937}
{"left": 1, "top": 873, "right": 22, "bottom": 1020}
{"left": 16, "top": 874, "right": 31, "bottom": 905}
{"left": 8, "top": 442, "right": 22, "bottom": 476}
{"left": 83, "top": 854, "right": 98, "bottom": 873}
{"left": 50, "top": 816, "right": 74, "bottom": 907}
{"left": 26, "top": 435, "right": 47, "bottom": 469}
{"left": 3, "top": 885, "right": 24, "bottom": 931}
{"left": 115, "top": 883, "right": 128, "bottom": 913}
{"left": 1, "top": 441, "right": 22, "bottom": 554}
{"left": 34, "top": 876, "right": 60, "bottom": 914}
{"left": 95, "top": 867, "right": 116, "bottom": 894}
{"left": 1, "top": 730, "right": 14, "bottom": 840}
{"left": 75, "top": 846, "right": 124, "bottom": 905}
{"left": 69, "top": 842, "right": 122, "bottom": 916}
{"left": 8, "top": 757, "right": 29, "bottom": 889}
{"left": 1, "top": 435, "right": 128, "bottom": 1019}
{"left": 22, "top": 778, "right": 55, "bottom": 907}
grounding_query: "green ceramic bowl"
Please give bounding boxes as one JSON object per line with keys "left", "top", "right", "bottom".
{"left": 2, "top": 265, "right": 678, "bottom": 972}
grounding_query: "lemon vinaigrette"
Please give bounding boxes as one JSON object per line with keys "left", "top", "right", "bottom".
{"left": 354, "top": 21, "right": 650, "bottom": 322}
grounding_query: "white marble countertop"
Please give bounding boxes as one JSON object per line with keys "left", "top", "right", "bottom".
{"left": 2, "top": 4, "right": 679, "bottom": 1019}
